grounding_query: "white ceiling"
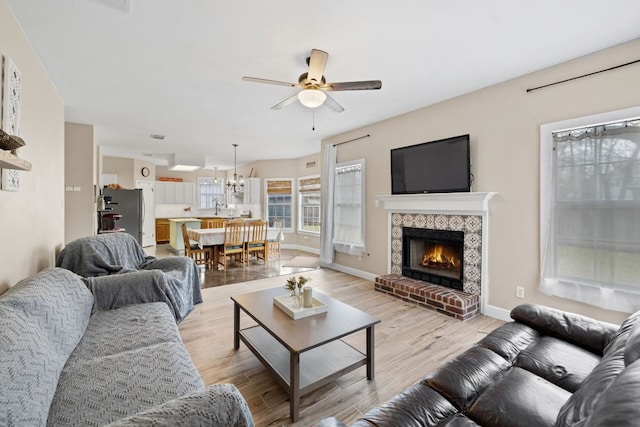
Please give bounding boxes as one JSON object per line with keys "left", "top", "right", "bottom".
{"left": 7, "top": 0, "right": 640, "bottom": 170}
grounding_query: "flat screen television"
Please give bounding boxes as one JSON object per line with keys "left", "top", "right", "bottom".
{"left": 391, "top": 134, "right": 471, "bottom": 194}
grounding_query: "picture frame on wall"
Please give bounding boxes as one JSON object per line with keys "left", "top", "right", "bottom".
{"left": 1, "top": 168, "right": 20, "bottom": 191}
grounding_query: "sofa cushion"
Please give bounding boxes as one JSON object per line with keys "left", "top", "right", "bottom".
{"left": 0, "top": 268, "right": 93, "bottom": 427}
{"left": 354, "top": 383, "right": 458, "bottom": 427}
{"left": 467, "top": 367, "right": 571, "bottom": 426}
{"left": 65, "top": 302, "right": 182, "bottom": 362}
{"left": 423, "top": 347, "right": 511, "bottom": 410}
{"left": 48, "top": 341, "right": 204, "bottom": 425}
{"left": 515, "top": 336, "right": 601, "bottom": 392}
{"left": 476, "top": 322, "right": 540, "bottom": 362}
{"left": 48, "top": 302, "right": 204, "bottom": 425}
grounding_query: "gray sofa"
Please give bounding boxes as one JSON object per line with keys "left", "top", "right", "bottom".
{"left": 0, "top": 267, "right": 253, "bottom": 426}
{"left": 55, "top": 232, "right": 202, "bottom": 322}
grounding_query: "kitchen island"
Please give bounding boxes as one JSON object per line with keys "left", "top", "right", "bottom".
{"left": 168, "top": 218, "right": 202, "bottom": 251}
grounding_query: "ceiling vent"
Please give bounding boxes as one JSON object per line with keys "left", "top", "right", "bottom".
{"left": 168, "top": 153, "right": 204, "bottom": 172}
{"left": 306, "top": 160, "right": 317, "bottom": 168}
{"left": 150, "top": 133, "right": 165, "bottom": 140}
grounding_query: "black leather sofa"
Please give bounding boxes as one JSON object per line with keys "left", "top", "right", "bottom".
{"left": 320, "top": 303, "right": 640, "bottom": 426}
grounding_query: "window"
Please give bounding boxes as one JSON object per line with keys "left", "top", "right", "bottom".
{"left": 266, "top": 179, "right": 293, "bottom": 230}
{"left": 333, "top": 160, "right": 365, "bottom": 255}
{"left": 198, "top": 177, "right": 224, "bottom": 209}
{"left": 540, "top": 108, "right": 640, "bottom": 312}
{"left": 298, "top": 176, "right": 321, "bottom": 234}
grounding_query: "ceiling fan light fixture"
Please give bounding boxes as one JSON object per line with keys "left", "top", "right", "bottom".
{"left": 297, "top": 89, "right": 326, "bottom": 108}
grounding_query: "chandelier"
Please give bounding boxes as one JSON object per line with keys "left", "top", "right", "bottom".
{"left": 227, "top": 144, "right": 244, "bottom": 193}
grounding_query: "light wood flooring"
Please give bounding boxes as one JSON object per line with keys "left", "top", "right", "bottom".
{"left": 178, "top": 268, "right": 504, "bottom": 427}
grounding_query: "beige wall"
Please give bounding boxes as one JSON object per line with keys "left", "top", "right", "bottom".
{"left": 0, "top": 0, "right": 65, "bottom": 292}
{"left": 64, "top": 122, "right": 96, "bottom": 243}
{"left": 324, "top": 38, "right": 640, "bottom": 324}
{"left": 102, "top": 156, "right": 157, "bottom": 187}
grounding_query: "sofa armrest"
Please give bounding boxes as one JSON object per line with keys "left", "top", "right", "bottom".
{"left": 510, "top": 303, "right": 619, "bottom": 355}
{"left": 105, "top": 384, "right": 253, "bottom": 427}
{"left": 317, "top": 417, "right": 348, "bottom": 427}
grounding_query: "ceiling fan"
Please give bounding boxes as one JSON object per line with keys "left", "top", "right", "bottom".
{"left": 242, "top": 49, "right": 382, "bottom": 113}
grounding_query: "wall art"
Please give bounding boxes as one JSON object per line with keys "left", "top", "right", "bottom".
{"left": 2, "top": 56, "right": 22, "bottom": 136}
{"left": 1, "top": 168, "right": 19, "bottom": 191}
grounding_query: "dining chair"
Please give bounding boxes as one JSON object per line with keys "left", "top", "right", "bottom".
{"left": 181, "top": 222, "right": 213, "bottom": 269}
{"left": 218, "top": 220, "right": 245, "bottom": 269}
{"left": 245, "top": 220, "right": 268, "bottom": 264}
{"left": 268, "top": 219, "right": 283, "bottom": 258}
{"left": 208, "top": 218, "right": 225, "bottom": 228}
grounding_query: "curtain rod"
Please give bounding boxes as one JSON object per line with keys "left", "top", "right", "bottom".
{"left": 526, "top": 59, "right": 640, "bottom": 93}
{"left": 333, "top": 134, "right": 370, "bottom": 147}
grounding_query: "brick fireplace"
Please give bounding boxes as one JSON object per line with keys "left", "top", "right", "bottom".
{"left": 375, "top": 193, "right": 496, "bottom": 320}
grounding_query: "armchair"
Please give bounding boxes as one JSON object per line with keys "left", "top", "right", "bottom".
{"left": 56, "top": 232, "right": 202, "bottom": 322}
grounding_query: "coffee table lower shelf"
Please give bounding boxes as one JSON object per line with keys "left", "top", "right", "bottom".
{"left": 239, "top": 325, "right": 367, "bottom": 395}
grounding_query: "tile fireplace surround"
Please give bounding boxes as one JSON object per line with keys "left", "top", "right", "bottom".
{"left": 375, "top": 193, "right": 496, "bottom": 320}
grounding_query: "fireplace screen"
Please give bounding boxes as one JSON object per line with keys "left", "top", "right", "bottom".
{"left": 402, "top": 227, "right": 464, "bottom": 290}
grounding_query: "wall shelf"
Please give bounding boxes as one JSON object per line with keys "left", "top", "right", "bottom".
{"left": 0, "top": 150, "right": 31, "bottom": 171}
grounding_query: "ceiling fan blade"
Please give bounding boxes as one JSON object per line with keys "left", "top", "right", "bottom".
{"left": 307, "top": 49, "right": 328, "bottom": 85}
{"left": 270, "top": 93, "right": 299, "bottom": 110}
{"left": 324, "top": 80, "right": 382, "bottom": 91}
{"left": 323, "top": 93, "right": 345, "bottom": 113}
{"left": 242, "top": 76, "right": 300, "bottom": 87}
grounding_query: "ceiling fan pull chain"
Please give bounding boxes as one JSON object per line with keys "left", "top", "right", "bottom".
{"left": 312, "top": 107, "right": 316, "bottom": 131}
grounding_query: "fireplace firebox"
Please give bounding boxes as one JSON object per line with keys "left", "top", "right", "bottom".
{"left": 402, "top": 227, "right": 464, "bottom": 291}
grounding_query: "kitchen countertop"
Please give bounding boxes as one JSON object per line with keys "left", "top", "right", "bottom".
{"left": 166, "top": 218, "right": 202, "bottom": 222}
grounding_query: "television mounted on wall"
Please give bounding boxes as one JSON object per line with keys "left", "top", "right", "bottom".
{"left": 391, "top": 134, "right": 471, "bottom": 194}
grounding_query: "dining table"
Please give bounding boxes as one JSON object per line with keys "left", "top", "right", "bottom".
{"left": 187, "top": 227, "right": 283, "bottom": 247}
{"left": 187, "top": 227, "right": 283, "bottom": 268}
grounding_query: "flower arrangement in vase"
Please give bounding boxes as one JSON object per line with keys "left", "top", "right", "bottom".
{"left": 284, "top": 276, "right": 311, "bottom": 308}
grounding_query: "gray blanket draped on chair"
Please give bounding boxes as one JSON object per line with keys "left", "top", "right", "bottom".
{"left": 56, "top": 233, "right": 202, "bottom": 322}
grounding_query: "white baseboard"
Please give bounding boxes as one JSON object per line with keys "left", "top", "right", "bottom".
{"left": 482, "top": 304, "right": 512, "bottom": 322}
{"left": 318, "top": 262, "right": 378, "bottom": 282}
{"left": 281, "top": 244, "right": 320, "bottom": 255}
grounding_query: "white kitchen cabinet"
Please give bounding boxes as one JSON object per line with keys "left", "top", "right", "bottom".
{"left": 176, "top": 182, "right": 195, "bottom": 205}
{"left": 243, "top": 178, "right": 261, "bottom": 204}
{"left": 155, "top": 181, "right": 195, "bottom": 204}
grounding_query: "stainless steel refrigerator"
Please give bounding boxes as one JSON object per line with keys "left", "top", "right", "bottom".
{"left": 101, "top": 188, "right": 144, "bottom": 245}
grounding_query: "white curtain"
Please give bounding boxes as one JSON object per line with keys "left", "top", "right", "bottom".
{"left": 540, "top": 120, "right": 640, "bottom": 312}
{"left": 319, "top": 144, "right": 337, "bottom": 265}
{"left": 333, "top": 160, "right": 365, "bottom": 256}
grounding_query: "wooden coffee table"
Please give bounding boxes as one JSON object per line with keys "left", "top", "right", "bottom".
{"left": 231, "top": 287, "right": 380, "bottom": 422}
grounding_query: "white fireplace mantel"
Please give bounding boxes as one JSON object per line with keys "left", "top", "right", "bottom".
{"left": 375, "top": 192, "right": 497, "bottom": 215}
{"left": 376, "top": 191, "right": 497, "bottom": 315}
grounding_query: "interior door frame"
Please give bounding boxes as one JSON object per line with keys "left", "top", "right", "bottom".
{"left": 136, "top": 180, "right": 155, "bottom": 247}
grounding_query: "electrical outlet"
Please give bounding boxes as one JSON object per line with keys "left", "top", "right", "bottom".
{"left": 516, "top": 286, "right": 525, "bottom": 299}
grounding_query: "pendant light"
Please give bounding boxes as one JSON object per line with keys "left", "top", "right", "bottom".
{"left": 226, "top": 144, "right": 245, "bottom": 193}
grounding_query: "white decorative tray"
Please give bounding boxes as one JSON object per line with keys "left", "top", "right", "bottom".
{"left": 273, "top": 294, "right": 328, "bottom": 320}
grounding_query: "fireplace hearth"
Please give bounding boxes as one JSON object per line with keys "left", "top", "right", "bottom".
{"left": 402, "top": 227, "right": 464, "bottom": 291}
